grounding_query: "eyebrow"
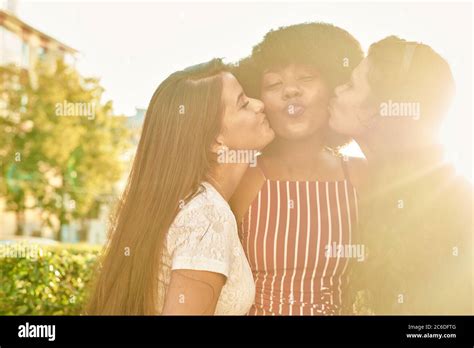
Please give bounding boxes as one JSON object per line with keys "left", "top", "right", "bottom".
{"left": 263, "top": 68, "right": 280, "bottom": 75}
{"left": 236, "top": 91, "right": 244, "bottom": 106}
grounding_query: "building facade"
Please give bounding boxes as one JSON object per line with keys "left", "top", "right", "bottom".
{"left": 0, "top": 0, "right": 77, "bottom": 86}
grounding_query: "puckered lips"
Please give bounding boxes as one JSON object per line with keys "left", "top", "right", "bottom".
{"left": 284, "top": 102, "right": 306, "bottom": 117}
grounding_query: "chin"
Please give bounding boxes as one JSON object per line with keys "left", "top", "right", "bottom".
{"left": 262, "top": 130, "right": 275, "bottom": 146}
{"left": 256, "top": 128, "right": 275, "bottom": 146}
{"left": 277, "top": 121, "right": 320, "bottom": 139}
{"left": 267, "top": 128, "right": 276, "bottom": 140}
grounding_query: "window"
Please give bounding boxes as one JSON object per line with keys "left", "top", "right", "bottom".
{"left": 0, "top": 27, "right": 23, "bottom": 66}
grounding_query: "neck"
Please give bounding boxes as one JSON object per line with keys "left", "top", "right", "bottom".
{"left": 207, "top": 162, "right": 250, "bottom": 201}
{"left": 264, "top": 131, "right": 327, "bottom": 167}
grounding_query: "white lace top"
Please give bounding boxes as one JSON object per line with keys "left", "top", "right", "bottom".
{"left": 158, "top": 182, "right": 255, "bottom": 315}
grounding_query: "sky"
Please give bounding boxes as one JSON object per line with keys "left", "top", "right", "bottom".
{"left": 14, "top": 0, "right": 474, "bottom": 180}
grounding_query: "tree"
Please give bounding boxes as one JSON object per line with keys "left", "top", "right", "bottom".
{"left": 0, "top": 59, "right": 132, "bottom": 240}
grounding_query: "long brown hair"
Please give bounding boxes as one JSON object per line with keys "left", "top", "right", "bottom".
{"left": 85, "top": 59, "right": 227, "bottom": 315}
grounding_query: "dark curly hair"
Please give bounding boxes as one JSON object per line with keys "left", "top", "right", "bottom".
{"left": 231, "top": 22, "right": 364, "bottom": 148}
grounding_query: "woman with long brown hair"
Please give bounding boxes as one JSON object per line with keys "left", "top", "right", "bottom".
{"left": 85, "top": 59, "right": 274, "bottom": 315}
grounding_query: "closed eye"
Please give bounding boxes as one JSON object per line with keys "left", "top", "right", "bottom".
{"left": 299, "top": 76, "right": 314, "bottom": 82}
{"left": 265, "top": 81, "right": 282, "bottom": 89}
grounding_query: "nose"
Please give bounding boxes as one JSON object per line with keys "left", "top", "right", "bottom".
{"left": 282, "top": 84, "right": 302, "bottom": 99}
{"left": 252, "top": 98, "right": 265, "bottom": 114}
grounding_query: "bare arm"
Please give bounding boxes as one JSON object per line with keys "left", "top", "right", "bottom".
{"left": 162, "top": 269, "right": 226, "bottom": 315}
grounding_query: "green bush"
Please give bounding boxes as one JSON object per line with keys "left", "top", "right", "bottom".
{"left": 0, "top": 243, "right": 102, "bottom": 315}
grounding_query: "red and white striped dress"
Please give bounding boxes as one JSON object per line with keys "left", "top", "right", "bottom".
{"left": 239, "top": 158, "right": 358, "bottom": 315}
